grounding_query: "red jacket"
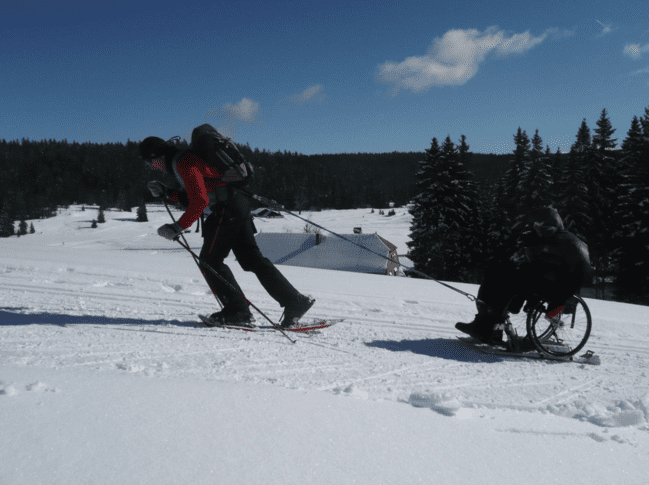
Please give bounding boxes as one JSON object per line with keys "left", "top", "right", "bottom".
{"left": 169, "top": 153, "right": 225, "bottom": 229}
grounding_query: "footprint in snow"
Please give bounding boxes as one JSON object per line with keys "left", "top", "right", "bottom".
{"left": 337, "top": 384, "right": 369, "bottom": 400}
{"left": 23, "top": 381, "right": 58, "bottom": 393}
{"left": 0, "top": 382, "right": 18, "bottom": 396}
{"left": 161, "top": 283, "right": 183, "bottom": 293}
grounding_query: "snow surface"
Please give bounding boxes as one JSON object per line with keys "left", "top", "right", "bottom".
{"left": 1, "top": 204, "right": 649, "bottom": 485}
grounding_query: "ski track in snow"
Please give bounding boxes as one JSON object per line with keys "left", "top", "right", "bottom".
{"left": 2, "top": 206, "right": 649, "bottom": 436}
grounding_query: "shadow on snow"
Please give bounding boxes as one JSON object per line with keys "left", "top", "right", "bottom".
{"left": 0, "top": 308, "right": 197, "bottom": 328}
{"left": 365, "top": 337, "right": 502, "bottom": 364}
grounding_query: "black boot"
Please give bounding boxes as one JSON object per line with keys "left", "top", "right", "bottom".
{"left": 207, "top": 307, "right": 255, "bottom": 328}
{"left": 456, "top": 311, "right": 504, "bottom": 345}
{"left": 280, "top": 296, "right": 315, "bottom": 328}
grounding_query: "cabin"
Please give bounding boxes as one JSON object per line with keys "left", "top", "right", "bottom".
{"left": 254, "top": 232, "right": 400, "bottom": 276}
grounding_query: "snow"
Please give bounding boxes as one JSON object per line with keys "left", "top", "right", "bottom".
{"left": 1, "top": 204, "right": 649, "bottom": 484}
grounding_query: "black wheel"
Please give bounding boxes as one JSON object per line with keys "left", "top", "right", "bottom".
{"left": 526, "top": 295, "right": 592, "bottom": 358}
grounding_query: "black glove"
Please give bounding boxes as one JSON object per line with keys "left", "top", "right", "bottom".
{"left": 157, "top": 222, "right": 183, "bottom": 240}
{"left": 148, "top": 181, "right": 168, "bottom": 198}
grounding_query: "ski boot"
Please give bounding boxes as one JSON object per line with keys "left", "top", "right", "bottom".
{"left": 207, "top": 308, "right": 256, "bottom": 328}
{"left": 280, "top": 296, "right": 315, "bottom": 328}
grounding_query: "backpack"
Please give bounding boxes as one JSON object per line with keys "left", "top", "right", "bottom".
{"left": 190, "top": 124, "right": 254, "bottom": 187}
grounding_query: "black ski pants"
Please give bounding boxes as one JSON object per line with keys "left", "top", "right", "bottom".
{"left": 477, "top": 259, "right": 580, "bottom": 319}
{"left": 199, "top": 192, "right": 302, "bottom": 312}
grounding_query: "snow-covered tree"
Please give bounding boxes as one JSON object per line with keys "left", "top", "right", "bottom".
{"left": 407, "top": 138, "right": 442, "bottom": 277}
{"left": 502, "top": 128, "right": 531, "bottom": 238}
{"left": 407, "top": 136, "right": 473, "bottom": 281}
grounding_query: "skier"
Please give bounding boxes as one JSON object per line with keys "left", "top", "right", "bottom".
{"left": 139, "top": 134, "right": 314, "bottom": 327}
{"left": 456, "top": 206, "right": 592, "bottom": 346}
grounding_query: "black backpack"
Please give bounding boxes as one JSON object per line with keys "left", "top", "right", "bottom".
{"left": 190, "top": 124, "right": 254, "bottom": 187}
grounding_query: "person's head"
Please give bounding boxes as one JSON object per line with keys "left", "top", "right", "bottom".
{"left": 529, "top": 206, "right": 564, "bottom": 237}
{"left": 139, "top": 137, "right": 177, "bottom": 172}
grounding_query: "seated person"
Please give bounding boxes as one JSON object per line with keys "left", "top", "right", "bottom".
{"left": 456, "top": 206, "right": 592, "bottom": 345}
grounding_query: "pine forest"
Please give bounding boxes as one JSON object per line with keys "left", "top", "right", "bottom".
{"left": 1, "top": 107, "right": 647, "bottom": 305}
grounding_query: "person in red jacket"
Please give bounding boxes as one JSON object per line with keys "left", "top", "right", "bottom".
{"left": 139, "top": 135, "right": 314, "bottom": 327}
{"left": 456, "top": 206, "right": 592, "bottom": 346}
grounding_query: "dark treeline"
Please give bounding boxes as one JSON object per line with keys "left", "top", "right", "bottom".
{"left": 408, "top": 107, "right": 649, "bottom": 305}
{"left": 0, "top": 137, "right": 509, "bottom": 225}
{"left": 1, "top": 107, "right": 647, "bottom": 304}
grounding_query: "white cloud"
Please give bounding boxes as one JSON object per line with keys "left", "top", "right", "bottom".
{"left": 205, "top": 98, "right": 260, "bottom": 123}
{"left": 624, "top": 43, "right": 649, "bottom": 59}
{"left": 202, "top": 97, "right": 260, "bottom": 139}
{"left": 377, "top": 26, "right": 560, "bottom": 93}
{"left": 222, "top": 98, "right": 260, "bottom": 122}
{"left": 290, "top": 84, "right": 326, "bottom": 104}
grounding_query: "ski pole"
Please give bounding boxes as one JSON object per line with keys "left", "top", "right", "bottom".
{"left": 172, "top": 236, "right": 296, "bottom": 344}
{"left": 162, "top": 200, "right": 223, "bottom": 310}
{"left": 241, "top": 190, "right": 481, "bottom": 305}
{"left": 162, "top": 201, "right": 296, "bottom": 344}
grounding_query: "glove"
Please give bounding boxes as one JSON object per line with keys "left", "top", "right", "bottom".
{"left": 148, "top": 181, "right": 168, "bottom": 198}
{"left": 157, "top": 222, "right": 183, "bottom": 240}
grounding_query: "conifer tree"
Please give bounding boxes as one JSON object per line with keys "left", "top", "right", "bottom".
{"left": 551, "top": 146, "right": 564, "bottom": 188}
{"left": 136, "top": 201, "right": 148, "bottom": 222}
{"left": 407, "top": 138, "right": 441, "bottom": 277}
{"left": 483, "top": 179, "right": 512, "bottom": 265}
{"left": 117, "top": 190, "right": 131, "bottom": 212}
{"left": 97, "top": 207, "right": 106, "bottom": 223}
{"left": 587, "top": 109, "right": 618, "bottom": 294}
{"left": 516, "top": 130, "right": 554, "bottom": 232}
{"left": 91, "top": 219, "right": 98, "bottom": 229}
{"left": 503, "top": 128, "right": 531, "bottom": 207}
{"left": 29, "top": 223, "right": 35, "bottom": 234}
{"left": 559, "top": 119, "right": 592, "bottom": 241}
{"left": 613, "top": 111, "right": 649, "bottom": 303}
{"left": 457, "top": 134, "right": 484, "bottom": 281}
{"left": 458, "top": 135, "right": 471, "bottom": 167}
{"left": 530, "top": 129, "right": 543, "bottom": 160}
{"left": 18, "top": 217, "right": 28, "bottom": 236}
{"left": 0, "top": 199, "right": 15, "bottom": 238}
{"left": 407, "top": 136, "right": 472, "bottom": 281}
{"left": 502, "top": 128, "right": 531, "bottom": 245}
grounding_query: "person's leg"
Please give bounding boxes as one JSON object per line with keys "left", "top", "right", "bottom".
{"left": 456, "top": 260, "right": 521, "bottom": 343}
{"left": 477, "top": 260, "right": 522, "bottom": 315}
{"left": 200, "top": 207, "right": 248, "bottom": 312}
{"left": 233, "top": 218, "right": 303, "bottom": 307}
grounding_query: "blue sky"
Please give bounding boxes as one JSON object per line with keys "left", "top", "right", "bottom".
{"left": 1, "top": 0, "right": 648, "bottom": 155}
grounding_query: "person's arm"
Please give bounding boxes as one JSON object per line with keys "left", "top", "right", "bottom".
{"left": 175, "top": 154, "right": 222, "bottom": 229}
